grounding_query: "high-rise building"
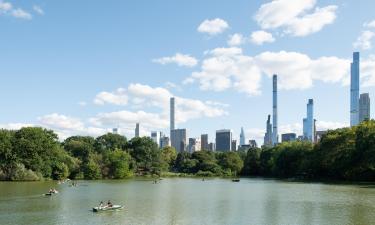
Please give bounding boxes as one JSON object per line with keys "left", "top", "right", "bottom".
{"left": 208, "top": 142, "right": 216, "bottom": 151}
{"left": 359, "top": 93, "right": 370, "bottom": 122}
{"left": 240, "top": 127, "right": 246, "bottom": 146}
{"left": 151, "top": 131, "right": 160, "bottom": 147}
{"left": 303, "top": 99, "right": 314, "bottom": 142}
{"left": 231, "top": 140, "right": 237, "bottom": 151}
{"left": 216, "top": 129, "right": 232, "bottom": 151}
{"left": 135, "top": 123, "right": 140, "bottom": 137}
{"left": 263, "top": 115, "right": 273, "bottom": 146}
{"left": 302, "top": 99, "right": 314, "bottom": 142}
{"left": 249, "top": 140, "right": 257, "bottom": 148}
{"left": 171, "top": 129, "right": 187, "bottom": 152}
{"left": 281, "top": 133, "right": 296, "bottom": 142}
{"left": 272, "top": 74, "right": 278, "bottom": 145}
{"left": 201, "top": 134, "right": 209, "bottom": 150}
{"left": 350, "top": 52, "right": 360, "bottom": 126}
{"left": 160, "top": 134, "right": 170, "bottom": 149}
{"left": 112, "top": 128, "right": 118, "bottom": 134}
{"left": 188, "top": 138, "right": 201, "bottom": 153}
{"left": 170, "top": 97, "right": 175, "bottom": 133}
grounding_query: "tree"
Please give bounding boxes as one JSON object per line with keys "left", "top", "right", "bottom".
{"left": 94, "top": 133, "right": 127, "bottom": 153}
{"left": 242, "top": 148, "right": 261, "bottom": 176}
{"left": 0, "top": 129, "right": 17, "bottom": 180}
{"left": 161, "top": 146, "right": 177, "bottom": 171}
{"left": 127, "top": 137, "right": 162, "bottom": 174}
{"left": 103, "top": 149, "right": 133, "bottom": 179}
{"left": 217, "top": 152, "right": 244, "bottom": 176}
{"left": 12, "top": 127, "right": 60, "bottom": 177}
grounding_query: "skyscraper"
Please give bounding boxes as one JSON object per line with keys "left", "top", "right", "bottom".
{"left": 188, "top": 138, "right": 201, "bottom": 153}
{"left": 231, "top": 140, "right": 237, "bottom": 151}
{"left": 272, "top": 74, "right": 278, "bottom": 145}
{"left": 350, "top": 52, "right": 360, "bottom": 126}
{"left": 303, "top": 99, "right": 314, "bottom": 142}
{"left": 201, "top": 134, "right": 209, "bottom": 150}
{"left": 170, "top": 97, "right": 175, "bottom": 133}
{"left": 171, "top": 128, "right": 187, "bottom": 152}
{"left": 240, "top": 127, "right": 246, "bottom": 146}
{"left": 281, "top": 133, "right": 296, "bottom": 142}
{"left": 216, "top": 129, "right": 232, "bottom": 151}
{"left": 135, "top": 123, "right": 140, "bottom": 137}
{"left": 151, "top": 131, "right": 160, "bottom": 147}
{"left": 359, "top": 93, "right": 370, "bottom": 122}
{"left": 112, "top": 128, "right": 118, "bottom": 134}
{"left": 263, "top": 115, "right": 272, "bottom": 146}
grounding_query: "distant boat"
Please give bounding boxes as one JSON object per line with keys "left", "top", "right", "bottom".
{"left": 44, "top": 190, "right": 59, "bottom": 196}
{"left": 232, "top": 179, "right": 240, "bottom": 182}
{"left": 92, "top": 205, "right": 124, "bottom": 212}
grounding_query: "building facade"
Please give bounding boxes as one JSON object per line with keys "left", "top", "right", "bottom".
{"left": 151, "top": 131, "right": 160, "bottom": 147}
{"left": 263, "top": 115, "right": 273, "bottom": 147}
{"left": 272, "top": 74, "right": 278, "bottom": 145}
{"left": 281, "top": 133, "right": 296, "bottom": 142}
{"left": 359, "top": 93, "right": 370, "bottom": 122}
{"left": 208, "top": 142, "right": 215, "bottom": 151}
{"left": 188, "top": 138, "right": 201, "bottom": 153}
{"left": 201, "top": 134, "right": 209, "bottom": 150}
{"left": 350, "top": 52, "right": 360, "bottom": 126}
{"left": 171, "top": 128, "right": 187, "bottom": 152}
{"left": 231, "top": 140, "right": 237, "bottom": 151}
{"left": 216, "top": 129, "right": 232, "bottom": 151}
{"left": 303, "top": 99, "right": 314, "bottom": 142}
{"left": 240, "top": 127, "right": 246, "bottom": 146}
{"left": 135, "top": 123, "right": 140, "bottom": 137}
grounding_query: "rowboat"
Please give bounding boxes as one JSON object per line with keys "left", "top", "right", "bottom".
{"left": 92, "top": 205, "right": 124, "bottom": 212}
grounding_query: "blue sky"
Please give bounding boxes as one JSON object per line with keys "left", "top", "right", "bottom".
{"left": 0, "top": 0, "right": 374, "bottom": 144}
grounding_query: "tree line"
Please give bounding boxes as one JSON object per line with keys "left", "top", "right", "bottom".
{"left": 0, "top": 120, "right": 374, "bottom": 181}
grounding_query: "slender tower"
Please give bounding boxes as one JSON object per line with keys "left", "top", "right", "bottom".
{"left": 240, "top": 127, "right": 246, "bottom": 146}
{"left": 272, "top": 74, "right": 278, "bottom": 145}
{"left": 135, "top": 123, "right": 140, "bottom": 137}
{"left": 170, "top": 97, "right": 175, "bottom": 135}
{"left": 350, "top": 52, "right": 360, "bottom": 126}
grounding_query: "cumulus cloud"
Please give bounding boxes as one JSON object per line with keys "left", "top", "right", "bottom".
{"left": 190, "top": 47, "right": 262, "bottom": 95}
{"left": 227, "top": 33, "right": 246, "bottom": 46}
{"left": 353, "top": 30, "right": 375, "bottom": 50}
{"left": 38, "top": 113, "right": 84, "bottom": 130}
{"left": 33, "top": 5, "right": 44, "bottom": 15}
{"left": 197, "top": 18, "right": 229, "bottom": 35}
{"left": 0, "top": 1, "right": 12, "bottom": 12}
{"left": 153, "top": 53, "right": 198, "bottom": 67}
{"left": 185, "top": 48, "right": 358, "bottom": 95}
{"left": 364, "top": 20, "right": 375, "bottom": 29}
{"left": 94, "top": 88, "right": 128, "bottom": 105}
{"left": 255, "top": 0, "right": 337, "bottom": 36}
{"left": 91, "top": 83, "right": 228, "bottom": 129}
{"left": 250, "top": 30, "right": 275, "bottom": 45}
{"left": 11, "top": 8, "right": 32, "bottom": 20}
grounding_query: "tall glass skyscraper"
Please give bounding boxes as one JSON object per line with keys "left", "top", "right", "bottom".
{"left": 170, "top": 97, "right": 175, "bottom": 132}
{"left": 240, "top": 127, "right": 246, "bottom": 146}
{"left": 350, "top": 52, "right": 360, "bottom": 126}
{"left": 216, "top": 129, "right": 232, "bottom": 151}
{"left": 359, "top": 93, "right": 370, "bottom": 122}
{"left": 303, "top": 99, "right": 314, "bottom": 142}
{"left": 272, "top": 74, "right": 278, "bottom": 145}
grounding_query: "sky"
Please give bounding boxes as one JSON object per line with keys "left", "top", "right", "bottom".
{"left": 0, "top": 0, "right": 374, "bottom": 145}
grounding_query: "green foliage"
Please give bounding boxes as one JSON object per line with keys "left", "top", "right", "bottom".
{"left": 128, "top": 137, "right": 162, "bottom": 174}
{"left": 217, "top": 152, "right": 244, "bottom": 175}
{"left": 102, "top": 149, "right": 133, "bottom": 179}
{"left": 242, "top": 148, "right": 261, "bottom": 176}
{"left": 94, "top": 133, "right": 127, "bottom": 153}
{"left": 160, "top": 146, "right": 177, "bottom": 171}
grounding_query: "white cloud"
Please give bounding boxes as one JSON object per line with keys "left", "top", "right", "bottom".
{"left": 227, "top": 33, "right": 245, "bottom": 46}
{"left": 353, "top": 30, "right": 375, "bottom": 50}
{"left": 33, "top": 5, "right": 44, "bottom": 15}
{"left": 153, "top": 53, "right": 198, "bottom": 67}
{"left": 94, "top": 88, "right": 128, "bottom": 105}
{"left": 255, "top": 0, "right": 337, "bottom": 37}
{"left": 0, "top": 1, "right": 12, "bottom": 12}
{"left": 78, "top": 101, "right": 87, "bottom": 106}
{"left": 190, "top": 47, "right": 262, "bottom": 95}
{"left": 250, "top": 30, "right": 275, "bottom": 45}
{"left": 186, "top": 48, "right": 359, "bottom": 94}
{"left": 197, "top": 18, "right": 229, "bottom": 35}
{"left": 38, "top": 113, "right": 84, "bottom": 130}
{"left": 364, "top": 20, "right": 375, "bottom": 29}
{"left": 361, "top": 55, "right": 375, "bottom": 87}
{"left": 11, "top": 8, "right": 32, "bottom": 20}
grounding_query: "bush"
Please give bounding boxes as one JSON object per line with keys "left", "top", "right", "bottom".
{"left": 9, "top": 163, "right": 41, "bottom": 181}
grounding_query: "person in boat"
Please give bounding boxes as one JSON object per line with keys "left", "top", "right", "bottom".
{"left": 49, "top": 188, "right": 53, "bottom": 194}
{"left": 107, "top": 200, "right": 113, "bottom": 207}
{"left": 99, "top": 201, "right": 104, "bottom": 209}
{"left": 53, "top": 188, "right": 57, "bottom": 193}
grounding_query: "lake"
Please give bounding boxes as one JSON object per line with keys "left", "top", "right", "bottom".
{"left": 0, "top": 178, "right": 374, "bottom": 225}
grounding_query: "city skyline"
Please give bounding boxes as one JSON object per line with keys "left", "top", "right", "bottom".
{"left": 1, "top": 0, "right": 375, "bottom": 145}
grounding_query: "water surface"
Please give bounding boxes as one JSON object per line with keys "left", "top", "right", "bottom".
{"left": 0, "top": 178, "right": 374, "bottom": 225}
